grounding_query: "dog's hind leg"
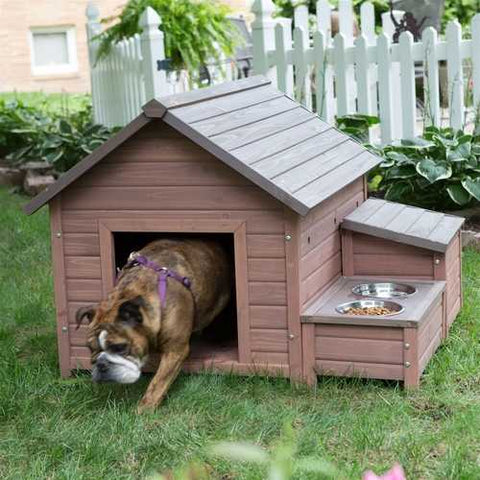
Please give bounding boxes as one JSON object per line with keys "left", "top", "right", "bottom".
{"left": 137, "top": 343, "right": 190, "bottom": 413}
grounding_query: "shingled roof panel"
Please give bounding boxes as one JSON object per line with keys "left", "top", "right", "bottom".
{"left": 25, "top": 76, "right": 383, "bottom": 216}
{"left": 342, "top": 198, "right": 464, "bottom": 252}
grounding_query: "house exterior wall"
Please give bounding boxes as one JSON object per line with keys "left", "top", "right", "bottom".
{"left": 0, "top": 0, "right": 250, "bottom": 93}
{"left": 53, "top": 119, "right": 291, "bottom": 375}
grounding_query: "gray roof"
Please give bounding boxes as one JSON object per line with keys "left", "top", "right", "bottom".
{"left": 342, "top": 198, "right": 464, "bottom": 252}
{"left": 25, "top": 76, "right": 381, "bottom": 216}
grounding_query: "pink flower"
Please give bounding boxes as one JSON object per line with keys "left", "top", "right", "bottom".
{"left": 362, "top": 463, "right": 406, "bottom": 480}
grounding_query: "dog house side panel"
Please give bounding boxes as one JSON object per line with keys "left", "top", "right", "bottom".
{"left": 444, "top": 232, "right": 462, "bottom": 330}
{"left": 299, "top": 178, "right": 365, "bottom": 310}
{"left": 60, "top": 120, "right": 291, "bottom": 371}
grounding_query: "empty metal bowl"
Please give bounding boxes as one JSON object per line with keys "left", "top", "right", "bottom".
{"left": 336, "top": 300, "right": 404, "bottom": 316}
{"left": 352, "top": 282, "right": 416, "bottom": 299}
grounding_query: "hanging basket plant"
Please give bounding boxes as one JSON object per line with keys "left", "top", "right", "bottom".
{"left": 94, "top": 0, "right": 239, "bottom": 73}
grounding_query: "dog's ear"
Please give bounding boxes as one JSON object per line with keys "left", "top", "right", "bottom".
{"left": 117, "top": 296, "right": 145, "bottom": 327}
{"left": 75, "top": 305, "right": 97, "bottom": 329}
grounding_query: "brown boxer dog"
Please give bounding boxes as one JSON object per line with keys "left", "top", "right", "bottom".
{"left": 76, "top": 238, "right": 232, "bottom": 412}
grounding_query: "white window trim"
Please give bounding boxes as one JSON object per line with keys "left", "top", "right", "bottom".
{"left": 29, "top": 25, "right": 78, "bottom": 76}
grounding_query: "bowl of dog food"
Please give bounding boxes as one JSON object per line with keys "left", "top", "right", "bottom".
{"left": 352, "top": 282, "right": 416, "bottom": 299}
{"left": 336, "top": 300, "right": 404, "bottom": 316}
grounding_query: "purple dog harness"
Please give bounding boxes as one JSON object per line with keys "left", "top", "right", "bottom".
{"left": 122, "top": 254, "right": 192, "bottom": 306}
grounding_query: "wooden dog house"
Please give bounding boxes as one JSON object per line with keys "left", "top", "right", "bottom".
{"left": 25, "top": 76, "right": 464, "bottom": 387}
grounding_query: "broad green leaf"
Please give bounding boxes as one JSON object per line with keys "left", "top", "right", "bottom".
{"left": 384, "top": 151, "right": 414, "bottom": 164}
{"left": 416, "top": 159, "right": 452, "bottom": 183}
{"left": 45, "top": 150, "right": 63, "bottom": 164}
{"left": 385, "top": 181, "right": 413, "bottom": 202}
{"left": 462, "top": 176, "right": 480, "bottom": 201}
{"left": 446, "top": 184, "right": 471, "bottom": 205}
{"left": 447, "top": 141, "right": 471, "bottom": 162}
{"left": 384, "top": 165, "right": 417, "bottom": 180}
{"left": 472, "top": 143, "right": 480, "bottom": 156}
{"left": 379, "top": 159, "right": 395, "bottom": 168}
{"left": 58, "top": 119, "right": 73, "bottom": 134}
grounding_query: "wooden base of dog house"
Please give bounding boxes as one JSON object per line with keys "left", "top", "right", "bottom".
{"left": 301, "top": 277, "right": 446, "bottom": 388}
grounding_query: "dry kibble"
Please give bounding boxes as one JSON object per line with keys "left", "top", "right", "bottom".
{"left": 345, "top": 306, "right": 394, "bottom": 316}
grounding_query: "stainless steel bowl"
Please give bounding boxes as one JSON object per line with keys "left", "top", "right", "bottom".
{"left": 335, "top": 300, "right": 404, "bottom": 316}
{"left": 352, "top": 282, "right": 416, "bottom": 299}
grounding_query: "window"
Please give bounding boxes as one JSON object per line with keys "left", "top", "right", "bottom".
{"left": 29, "top": 26, "right": 78, "bottom": 76}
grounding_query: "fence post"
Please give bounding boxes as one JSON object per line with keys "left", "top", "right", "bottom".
{"left": 360, "top": 2, "right": 377, "bottom": 116}
{"left": 86, "top": 2, "right": 102, "bottom": 124}
{"left": 446, "top": 21, "right": 464, "bottom": 130}
{"left": 472, "top": 15, "right": 480, "bottom": 117}
{"left": 422, "top": 27, "right": 440, "bottom": 127}
{"left": 377, "top": 33, "right": 394, "bottom": 145}
{"left": 140, "top": 6, "right": 166, "bottom": 100}
{"left": 382, "top": 10, "right": 404, "bottom": 140}
{"left": 251, "top": 0, "right": 276, "bottom": 81}
{"left": 338, "top": 0, "right": 356, "bottom": 113}
{"left": 294, "top": 5, "right": 312, "bottom": 110}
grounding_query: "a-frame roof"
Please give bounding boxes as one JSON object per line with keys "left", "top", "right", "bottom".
{"left": 25, "top": 76, "right": 382, "bottom": 216}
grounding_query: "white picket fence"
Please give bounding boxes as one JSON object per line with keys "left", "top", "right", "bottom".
{"left": 86, "top": 3, "right": 240, "bottom": 127}
{"left": 252, "top": 0, "right": 480, "bottom": 144}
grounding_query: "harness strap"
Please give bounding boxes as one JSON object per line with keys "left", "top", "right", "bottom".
{"left": 122, "top": 253, "right": 192, "bottom": 306}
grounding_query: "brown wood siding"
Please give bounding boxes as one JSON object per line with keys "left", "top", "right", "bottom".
{"left": 60, "top": 120, "right": 290, "bottom": 372}
{"left": 314, "top": 324, "right": 404, "bottom": 380}
{"left": 349, "top": 232, "right": 435, "bottom": 278}
{"left": 444, "top": 233, "right": 462, "bottom": 329}
{"left": 299, "top": 178, "right": 365, "bottom": 309}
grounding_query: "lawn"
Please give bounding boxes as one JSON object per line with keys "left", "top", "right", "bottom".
{"left": 2, "top": 185, "right": 480, "bottom": 479}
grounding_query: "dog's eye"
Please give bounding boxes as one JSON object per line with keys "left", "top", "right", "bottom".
{"left": 109, "top": 343, "right": 128, "bottom": 355}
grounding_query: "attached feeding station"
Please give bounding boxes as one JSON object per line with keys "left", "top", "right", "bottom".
{"left": 25, "top": 76, "right": 463, "bottom": 387}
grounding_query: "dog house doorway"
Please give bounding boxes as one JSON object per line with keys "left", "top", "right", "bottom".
{"left": 98, "top": 218, "right": 250, "bottom": 371}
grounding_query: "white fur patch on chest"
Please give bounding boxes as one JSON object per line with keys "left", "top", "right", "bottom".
{"left": 98, "top": 329, "right": 108, "bottom": 351}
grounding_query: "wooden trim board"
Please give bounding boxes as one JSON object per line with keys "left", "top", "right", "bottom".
{"left": 49, "top": 197, "right": 71, "bottom": 378}
{"left": 97, "top": 217, "right": 251, "bottom": 364}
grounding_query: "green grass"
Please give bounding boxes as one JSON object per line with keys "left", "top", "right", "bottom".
{"left": 2, "top": 185, "right": 480, "bottom": 479}
{"left": 0, "top": 91, "right": 90, "bottom": 116}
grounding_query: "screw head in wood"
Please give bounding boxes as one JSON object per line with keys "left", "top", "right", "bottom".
{"left": 404, "top": 343, "right": 410, "bottom": 350}
{"left": 56, "top": 232, "right": 62, "bottom": 238}
{"left": 288, "top": 333, "right": 295, "bottom": 340}
{"left": 404, "top": 361, "right": 411, "bottom": 368}
{"left": 284, "top": 234, "right": 292, "bottom": 241}
{"left": 61, "top": 326, "right": 68, "bottom": 332}
{"left": 434, "top": 258, "right": 440, "bottom": 265}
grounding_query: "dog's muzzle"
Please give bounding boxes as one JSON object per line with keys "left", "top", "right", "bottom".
{"left": 92, "top": 352, "right": 142, "bottom": 384}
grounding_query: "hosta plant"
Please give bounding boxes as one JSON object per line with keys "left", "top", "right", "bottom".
{"left": 372, "top": 126, "right": 480, "bottom": 210}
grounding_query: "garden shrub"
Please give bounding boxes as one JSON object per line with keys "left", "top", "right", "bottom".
{"left": 1, "top": 100, "right": 118, "bottom": 173}
{"left": 95, "top": 0, "right": 238, "bottom": 73}
{"left": 371, "top": 126, "right": 480, "bottom": 211}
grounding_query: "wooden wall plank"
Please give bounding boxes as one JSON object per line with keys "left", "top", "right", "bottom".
{"left": 248, "top": 282, "right": 287, "bottom": 306}
{"left": 250, "top": 306, "right": 288, "bottom": 329}
{"left": 64, "top": 234, "right": 100, "bottom": 256}
{"left": 65, "top": 256, "right": 101, "bottom": 279}
{"left": 352, "top": 232, "right": 432, "bottom": 256}
{"left": 62, "top": 186, "right": 281, "bottom": 211}
{"left": 353, "top": 253, "right": 434, "bottom": 277}
{"left": 248, "top": 258, "right": 286, "bottom": 282}
{"left": 66, "top": 279, "right": 103, "bottom": 302}
{"left": 247, "top": 234, "right": 285, "bottom": 258}
{"left": 315, "top": 359, "right": 404, "bottom": 380}
{"left": 77, "top": 162, "right": 250, "bottom": 187}
{"left": 301, "top": 231, "right": 340, "bottom": 280}
{"left": 315, "top": 337, "right": 403, "bottom": 364}
{"left": 251, "top": 351, "right": 289, "bottom": 365}
{"left": 251, "top": 329, "right": 288, "bottom": 353}
{"left": 315, "top": 324, "right": 403, "bottom": 341}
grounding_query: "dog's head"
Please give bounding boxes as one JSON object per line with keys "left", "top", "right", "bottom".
{"left": 76, "top": 295, "right": 153, "bottom": 384}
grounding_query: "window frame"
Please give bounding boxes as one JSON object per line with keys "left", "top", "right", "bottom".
{"left": 29, "top": 25, "right": 78, "bottom": 76}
